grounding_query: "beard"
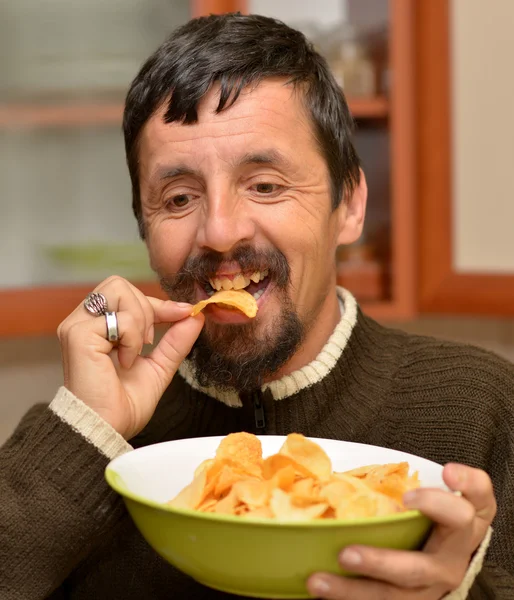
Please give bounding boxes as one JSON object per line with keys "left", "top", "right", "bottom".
{"left": 158, "top": 245, "right": 305, "bottom": 393}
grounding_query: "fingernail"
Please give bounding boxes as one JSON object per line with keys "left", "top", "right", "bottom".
{"left": 309, "top": 576, "right": 331, "bottom": 595}
{"left": 450, "top": 464, "right": 468, "bottom": 485}
{"left": 403, "top": 490, "right": 418, "bottom": 506}
{"left": 176, "top": 302, "right": 192, "bottom": 308}
{"left": 147, "top": 325, "right": 155, "bottom": 345}
{"left": 340, "top": 548, "right": 362, "bottom": 566}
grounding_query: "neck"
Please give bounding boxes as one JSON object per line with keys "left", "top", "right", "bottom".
{"left": 263, "top": 287, "right": 342, "bottom": 383}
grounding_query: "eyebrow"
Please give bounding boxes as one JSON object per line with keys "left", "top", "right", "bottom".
{"left": 150, "top": 149, "right": 293, "bottom": 189}
{"left": 155, "top": 165, "right": 201, "bottom": 181}
{"left": 237, "top": 149, "right": 294, "bottom": 170}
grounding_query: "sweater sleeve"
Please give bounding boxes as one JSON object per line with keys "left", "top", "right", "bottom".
{"left": 0, "top": 387, "right": 131, "bottom": 600}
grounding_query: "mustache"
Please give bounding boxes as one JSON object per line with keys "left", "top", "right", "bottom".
{"left": 159, "top": 245, "right": 291, "bottom": 301}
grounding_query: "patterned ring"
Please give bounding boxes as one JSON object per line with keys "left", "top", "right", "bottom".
{"left": 84, "top": 292, "right": 108, "bottom": 317}
{"left": 105, "top": 312, "right": 119, "bottom": 344}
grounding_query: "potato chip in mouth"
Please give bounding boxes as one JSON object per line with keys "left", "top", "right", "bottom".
{"left": 191, "top": 289, "right": 258, "bottom": 318}
{"left": 168, "top": 432, "right": 421, "bottom": 521}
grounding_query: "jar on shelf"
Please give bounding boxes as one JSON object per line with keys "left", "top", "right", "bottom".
{"left": 329, "top": 25, "right": 376, "bottom": 98}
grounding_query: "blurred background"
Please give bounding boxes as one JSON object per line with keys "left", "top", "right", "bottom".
{"left": 1, "top": 0, "right": 513, "bottom": 443}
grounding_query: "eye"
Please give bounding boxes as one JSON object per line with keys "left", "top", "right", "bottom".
{"left": 170, "top": 194, "right": 190, "bottom": 208}
{"left": 164, "top": 193, "right": 197, "bottom": 213}
{"left": 254, "top": 183, "right": 277, "bottom": 194}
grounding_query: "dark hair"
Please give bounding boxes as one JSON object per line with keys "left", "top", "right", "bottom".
{"left": 123, "top": 13, "right": 361, "bottom": 238}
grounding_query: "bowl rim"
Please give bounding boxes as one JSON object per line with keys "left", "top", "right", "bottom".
{"left": 105, "top": 436, "right": 440, "bottom": 528}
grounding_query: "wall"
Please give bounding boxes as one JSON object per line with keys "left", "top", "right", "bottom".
{"left": 452, "top": 0, "right": 514, "bottom": 273}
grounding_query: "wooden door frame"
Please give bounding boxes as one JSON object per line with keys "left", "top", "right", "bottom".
{"left": 191, "top": 0, "right": 247, "bottom": 17}
{"left": 386, "top": 0, "right": 417, "bottom": 320}
{"left": 417, "top": 0, "right": 514, "bottom": 315}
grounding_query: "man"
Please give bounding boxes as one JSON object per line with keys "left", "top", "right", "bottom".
{"left": 0, "top": 13, "right": 512, "bottom": 600}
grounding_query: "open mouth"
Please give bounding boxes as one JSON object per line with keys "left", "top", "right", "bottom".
{"left": 203, "top": 270, "right": 270, "bottom": 301}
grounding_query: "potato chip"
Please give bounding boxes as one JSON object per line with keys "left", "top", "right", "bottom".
{"left": 341, "top": 464, "right": 382, "bottom": 478}
{"left": 169, "top": 432, "right": 421, "bottom": 521}
{"left": 233, "top": 479, "right": 270, "bottom": 509}
{"left": 269, "top": 465, "right": 296, "bottom": 492}
{"left": 405, "top": 471, "right": 420, "bottom": 491}
{"left": 279, "top": 433, "right": 332, "bottom": 481}
{"left": 213, "top": 464, "right": 252, "bottom": 498}
{"left": 331, "top": 472, "right": 376, "bottom": 494}
{"left": 320, "top": 479, "right": 358, "bottom": 509}
{"left": 290, "top": 478, "right": 321, "bottom": 507}
{"left": 335, "top": 490, "right": 402, "bottom": 520}
{"left": 168, "top": 469, "right": 207, "bottom": 510}
{"left": 214, "top": 489, "right": 239, "bottom": 515}
{"left": 194, "top": 458, "right": 215, "bottom": 478}
{"left": 359, "top": 463, "right": 413, "bottom": 504}
{"left": 262, "top": 454, "right": 311, "bottom": 480}
{"left": 197, "top": 495, "right": 217, "bottom": 512}
{"left": 191, "top": 289, "right": 258, "bottom": 318}
{"left": 216, "top": 432, "right": 263, "bottom": 472}
{"left": 270, "top": 489, "right": 328, "bottom": 521}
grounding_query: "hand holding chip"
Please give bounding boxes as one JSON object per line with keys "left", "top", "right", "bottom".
{"left": 57, "top": 276, "right": 204, "bottom": 439}
{"left": 307, "top": 463, "right": 497, "bottom": 600}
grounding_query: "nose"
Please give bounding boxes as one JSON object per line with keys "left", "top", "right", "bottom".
{"left": 196, "top": 186, "right": 256, "bottom": 254}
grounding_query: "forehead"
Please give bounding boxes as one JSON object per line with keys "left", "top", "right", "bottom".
{"left": 138, "top": 79, "right": 322, "bottom": 172}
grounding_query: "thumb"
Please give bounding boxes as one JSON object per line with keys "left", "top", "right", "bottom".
{"left": 145, "top": 313, "right": 204, "bottom": 395}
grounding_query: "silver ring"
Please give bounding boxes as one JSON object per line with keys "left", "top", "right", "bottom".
{"left": 105, "top": 311, "right": 119, "bottom": 343}
{"left": 84, "top": 292, "right": 108, "bottom": 316}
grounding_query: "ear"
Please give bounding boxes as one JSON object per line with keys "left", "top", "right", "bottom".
{"left": 336, "top": 169, "right": 367, "bottom": 246}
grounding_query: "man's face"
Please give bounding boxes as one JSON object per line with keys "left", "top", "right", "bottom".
{"left": 138, "top": 79, "right": 358, "bottom": 391}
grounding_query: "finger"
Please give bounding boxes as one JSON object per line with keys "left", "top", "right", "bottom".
{"left": 123, "top": 286, "right": 160, "bottom": 344}
{"left": 144, "top": 313, "right": 204, "bottom": 396}
{"left": 66, "top": 311, "right": 144, "bottom": 370}
{"left": 443, "top": 464, "right": 497, "bottom": 523}
{"left": 124, "top": 287, "right": 190, "bottom": 345}
{"left": 146, "top": 297, "right": 194, "bottom": 324}
{"left": 403, "top": 487, "right": 476, "bottom": 530}
{"left": 307, "top": 572, "right": 406, "bottom": 600}
{"left": 60, "top": 276, "right": 148, "bottom": 328}
{"left": 96, "top": 278, "right": 147, "bottom": 342}
{"left": 336, "top": 545, "right": 440, "bottom": 589}
{"left": 115, "top": 312, "right": 146, "bottom": 369}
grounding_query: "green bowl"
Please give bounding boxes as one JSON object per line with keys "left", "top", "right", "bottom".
{"left": 105, "top": 436, "right": 442, "bottom": 599}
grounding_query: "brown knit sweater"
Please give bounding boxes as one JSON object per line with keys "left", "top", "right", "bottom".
{"left": 1, "top": 306, "right": 513, "bottom": 600}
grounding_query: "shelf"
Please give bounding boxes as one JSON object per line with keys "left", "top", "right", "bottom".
{"left": 348, "top": 96, "right": 389, "bottom": 119}
{"left": 0, "top": 104, "right": 124, "bottom": 129}
{"left": 0, "top": 282, "right": 163, "bottom": 338}
{"left": 0, "top": 96, "right": 388, "bottom": 129}
{"left": 0, "top": 280, "right": 399, "bottom": 338}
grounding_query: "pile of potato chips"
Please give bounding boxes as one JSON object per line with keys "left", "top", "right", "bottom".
{"left": 168, "top": 433, "right": 420, "bottom": 521}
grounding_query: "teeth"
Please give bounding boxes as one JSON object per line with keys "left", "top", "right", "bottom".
{"left": 221, "top": 278, "right": 233, "bottom": 291}
{"left": 208, "top": 278, "right": 222, "bottom": 291}
{"left": 253, "top": 289, "right": 264, "bottom": 300}
{"left": 209, "top": 270, "right": 270, "bottom": 291}
{"left": 232, "top": 274, "right": 249, "bottom": 290}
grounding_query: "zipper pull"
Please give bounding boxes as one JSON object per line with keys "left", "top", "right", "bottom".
{"left": 253, "top": 392, "right": 266, "bottom": 431}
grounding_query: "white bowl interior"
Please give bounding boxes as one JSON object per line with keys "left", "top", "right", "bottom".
{"left": 107, "top": 436, "right": 445, "bottom": 505}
